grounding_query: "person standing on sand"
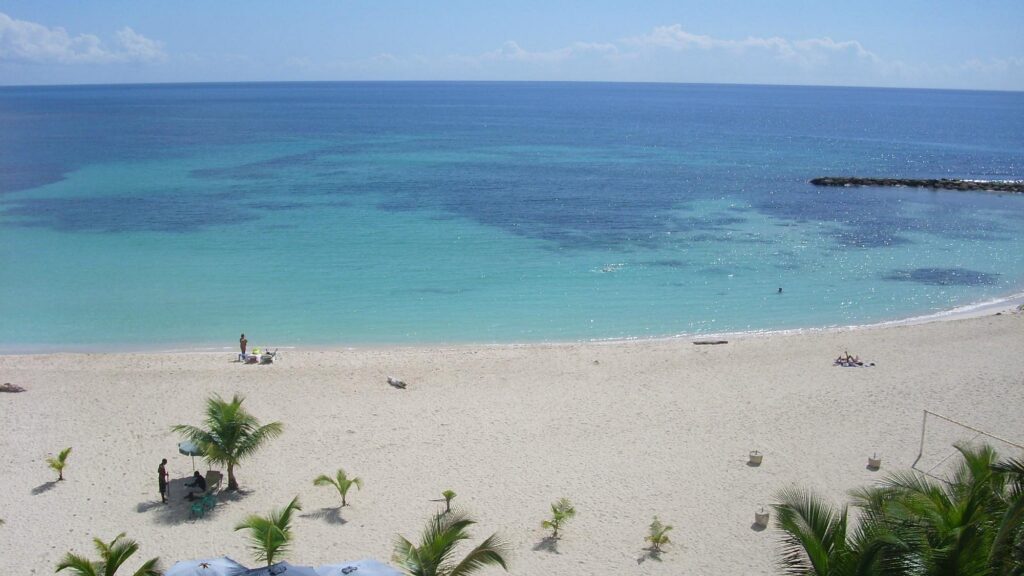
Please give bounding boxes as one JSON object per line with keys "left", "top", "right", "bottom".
{"left": 158, "top": 458, "right": 169, "bottom": 503}
{"left": 240, "top": 333, "right": 248, "bottom": 356}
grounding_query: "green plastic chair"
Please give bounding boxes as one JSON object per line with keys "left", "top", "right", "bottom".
{"left": 190, "top": 501, "right": 205, "bottom": 519}
{"left": 202, "top": 493, "right": 216, "bottom": 511}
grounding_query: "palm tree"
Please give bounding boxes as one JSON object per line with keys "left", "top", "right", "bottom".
{"left": 172, "top": 394, "right": 283, "bottom": 491}
{"left": 644, "top": 516, "right": 673, "bottom": 553}
{"left": 990, "top": 456, "right": 1024, "bottom": 575}
{"left": 56, "top": 532, "right": 161, "bottom": 576}
{"left": 313, "top": 468, "right": 363, "bottom": 507}
{"left": 234, "top": 496, "right": 301, "bottom": 566}
{"left": 442, "top": 490, "right": 456, "bottom": 513}
{"left": 773, "top": 487, "right": 905, "bottom": 575}
{"left": 393, "top": 509, "right": 509, "bottom": 576}
{"left": 541, "top": 498, "right": 576, "bottom": 539}
{"left": 48, "top": 447, "right": 72, "bottom": 481}
{"left": 773, "top": 444, "right": 1024, "bottom": 576}
{"left": 850, "top": 444, "right": 1006, "bottom": 576}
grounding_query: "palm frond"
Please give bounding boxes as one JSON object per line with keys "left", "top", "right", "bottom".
{"left": 56, "top": 553, "right": 99, "bottom": 576}
{"left": 394, "top": 510, "right": 507, "bottom": 576}
{"left": 235, "top": 497, "right": 300, "bottom": 565}
{"left": 313, "top": 474, "right": 337, "bottom": 488}
{"left": 102, "top": 534, "right": 141, "bottom": 576}
{"left": 392, "top": 535, "right": 421, "bottom": 575}
{"left": 449, "top": 533, "right": 510, "bottom": 576}
{"left": 773, "top": 487, "right": 847, "bottom": 575}
{"left": 130, "top": 557, "right": 162, "bottom": 576}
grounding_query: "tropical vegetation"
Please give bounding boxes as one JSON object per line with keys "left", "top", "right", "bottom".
{"left": 773, "top": 444, "right": 1024, "bottom": 575}
{"left": 172, "top": 394, "right": 283, "bottom": 491}
{"left": 313, "top": 468, "right": 363, "bottom": 507}
{"left": 644, "top": 516, "right": 673, "bottom": 553}
{"left": 48, "top": 447, "right": 72, "bottom": 481}
{"left": 393, "top": 509, "right": 509, "bottom": 576}
{"left": 56, "top": 532, "right": 161, "bottom": 576}
{"left": 442, "top": 490, "right": 457, "bottom": 513}
{"left": 234, "top": 496, "right": 301, "bottom": 566}
{"left": 541, "top": 498, "right": 576, "bottom": 539}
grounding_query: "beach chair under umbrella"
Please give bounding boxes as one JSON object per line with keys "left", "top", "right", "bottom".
{"left": 165, "top": 557, "right": 247, "bottom": 576}
{"left": 316, "top": 559, "right": 403, "bottom": 576}
{"left": 240, "top": 562, "right": 319, "bottom": 576}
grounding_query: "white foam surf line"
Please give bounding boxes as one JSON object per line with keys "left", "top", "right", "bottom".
{"left": 643, "top": 289, "right": 1024, "bottom": 344}
{"left": 3, "top": 292, "right": 1023, "bottom": 355}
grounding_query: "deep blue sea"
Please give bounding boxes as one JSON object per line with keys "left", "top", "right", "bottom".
{"left": 1, "top": 82, "right": 1023, "bottom": 350}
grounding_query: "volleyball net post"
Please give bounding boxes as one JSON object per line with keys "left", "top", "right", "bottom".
{"left": 913, "top": 409, "right": 1024, "bottom": 482}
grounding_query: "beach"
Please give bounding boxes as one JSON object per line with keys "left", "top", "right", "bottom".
{"left": 2, "top": 311, "right": 1023, "bottom": 574}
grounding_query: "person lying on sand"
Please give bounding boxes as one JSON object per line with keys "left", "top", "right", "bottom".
{"left": 834, "top": 353, "right": 873, "bottom": 367}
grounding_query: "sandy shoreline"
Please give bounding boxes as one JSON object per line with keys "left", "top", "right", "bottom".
{"left": 2, "top": 311, "right": 1023, "bottom": 575}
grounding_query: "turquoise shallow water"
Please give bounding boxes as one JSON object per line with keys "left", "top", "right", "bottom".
{"left": 1, "top": 82, "right": 1023, "bottom": 350}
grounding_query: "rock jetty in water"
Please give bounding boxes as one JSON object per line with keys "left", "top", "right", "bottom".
{"left": 810, "top": 177, "right": 1024, "bottom": 194}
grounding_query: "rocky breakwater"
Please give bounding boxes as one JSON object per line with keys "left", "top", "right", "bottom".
{"left": 810, "top": 177, "right": 1024, "bottom": 193}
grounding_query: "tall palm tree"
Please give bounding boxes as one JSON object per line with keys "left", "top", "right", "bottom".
{"left": 172, "top": 394, "right": 283, "bottom": 491}
{"left": 48, "top": 447, "right": 72, "bottom": 481}
{"left": 56, "top": 532, "right": 161, "bottom": 576}
{"left": 234, "top": 496, "right": 301, "bottom": 566}
{"left": 393, "top": 510, "right": 509, "bottom": 576}
{"left": 313, "top": 468, "right": 363, "bottom": 507}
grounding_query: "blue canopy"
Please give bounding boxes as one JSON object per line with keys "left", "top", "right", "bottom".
{"left": 241, "top": 562, "right": 319, "bottom": 576}
{"left": 165, "top": 557, "right": 247, "bottom": 576}
{"left": 178, "top": 440, "right": 204, "bottom": 471}
{"left": 316, "top": 559, "right": 403, "bottom": 576}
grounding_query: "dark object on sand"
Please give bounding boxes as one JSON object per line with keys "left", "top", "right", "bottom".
{"left": 0, "top": 382, "right": 25, "bottom": 393}
{"left": 387, "top": 377, "right": 407, "bottom": 389}
{"left": 693, "top": 340, "right": 728, "bottom": 345}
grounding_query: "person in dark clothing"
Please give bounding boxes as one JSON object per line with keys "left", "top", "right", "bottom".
{"left": 185, "top": 470, "right": 207, "bottom": 492}
{"left": 158, "top": 459, "right": 169, "bottom": 503}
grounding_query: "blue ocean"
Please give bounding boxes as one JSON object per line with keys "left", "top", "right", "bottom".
{"left": 1, "top": 82, "right": 1022, "bottom": 350}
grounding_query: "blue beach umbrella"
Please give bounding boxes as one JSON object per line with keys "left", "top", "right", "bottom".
{"left": 241, "top": 562, "right": 319, "bottom": 576}
{"left": 165, "top": 557, "right": 248, "bottom": 576}
{"left": 178, "top": 441, "right": 204, "bottom": 472}
{"left": 315, "top": 559, "right": 403, "bottom": 576}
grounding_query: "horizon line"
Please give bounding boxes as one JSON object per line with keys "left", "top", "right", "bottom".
{"left": 1, "top": 78, "right": 1021, "bottom": 95}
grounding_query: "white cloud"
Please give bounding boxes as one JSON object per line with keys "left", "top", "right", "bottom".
{"left": 623, "top": 24, "right": 881, "bottom": 67}
{"left": 0, "top": 12, "right": 165, "bottom": 64}
{"left": 459, "top": 40, "right": 618, "bottom": 65}
{"left": 114, "top": 27, "right": 166, "bottom": 62}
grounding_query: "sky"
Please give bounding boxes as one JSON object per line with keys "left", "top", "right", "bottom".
{"left": 1, "top": 1, "right": 1022, "bottom": 90}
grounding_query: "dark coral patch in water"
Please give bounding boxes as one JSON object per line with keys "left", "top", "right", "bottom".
{"left": 1, "top": 195, "right": 258, "bottom": 233}
{"left": 882, "top": 268, "right": 1000, "bottom": 286}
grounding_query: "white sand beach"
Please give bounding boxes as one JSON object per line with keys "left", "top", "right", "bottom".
{"left": 2, "top": 311, "right": 1023, "bottom": 575}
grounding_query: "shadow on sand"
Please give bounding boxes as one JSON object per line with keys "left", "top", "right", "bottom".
{"left": 636, "top": 548, "right": 663, "bottom": 564}
{"left": 31, "top": 481, "right": 59, "bottom": 495}
{"left": 532, "top": 536, "right": 560, "bottom": 554}
{"left": 300, "top": 507, "right": 347, "bottom": 525}
{"left": 136, "top": 476, "right": 251, "bottom": 525}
